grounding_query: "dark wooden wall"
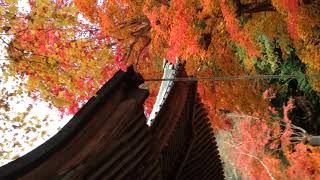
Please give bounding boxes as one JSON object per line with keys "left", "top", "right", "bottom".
{"left": 151, "top": 66, "right": 225, "bottom": 180}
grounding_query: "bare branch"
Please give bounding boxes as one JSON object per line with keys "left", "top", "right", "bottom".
{"left": 238, "top": 152, "right": 275, "bottom": 180}
{"left": 225, "top": 140, "right": 275, "bottom": 180}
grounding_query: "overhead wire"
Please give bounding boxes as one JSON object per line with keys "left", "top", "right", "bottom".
{"left": 145, "top": 74, "right": 320, "bottom": 82}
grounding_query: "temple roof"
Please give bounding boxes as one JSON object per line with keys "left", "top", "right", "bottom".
{"left": 148, "top": 59, "right": 179, "bottom": 126}
{"left": 0, "top": 64, "right": 224, "bottom": 180}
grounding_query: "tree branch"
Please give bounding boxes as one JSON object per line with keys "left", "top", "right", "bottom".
{"left": 135, "top": 36, "right": 151, "bottom": 66}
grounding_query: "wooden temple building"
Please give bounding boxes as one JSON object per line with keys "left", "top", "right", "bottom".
{"left": 0, "top": 62, "right": 225, "bottom": 180}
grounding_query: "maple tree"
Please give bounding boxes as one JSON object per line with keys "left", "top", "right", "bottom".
{"left": 1, "top": 0, "right": 320, "bottom": 178}
{"left": 1, "top": 0, "right": 119, "bottom": 114}
{"left": 217, "top": 98, "right": 320, "bottom": 179}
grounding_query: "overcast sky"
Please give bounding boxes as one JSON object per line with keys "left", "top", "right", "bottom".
{"left": 0, "top": 0, "right": 72, "bottom": 166}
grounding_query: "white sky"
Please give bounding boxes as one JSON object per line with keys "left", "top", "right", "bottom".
{"left": 0, "top": 0, "right": 72, "bottom": 166}
{"left": 0, "top": 38, "right": 72, "bottom": 166}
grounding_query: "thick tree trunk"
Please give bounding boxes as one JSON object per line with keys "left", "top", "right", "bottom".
{"left": 302, "top": 0, "right": 314, "bottom": 4}
{"left": 240, "top": 2, "right": 275, "bottom": 14}
{"left": 234, "top": 0, "right": 276, "bottom": 15}
{"left": 236, "top": 0, "right": 314, "bottom": 15}
{"left": 309, "top": 136, "right": 320, "bottom": 146}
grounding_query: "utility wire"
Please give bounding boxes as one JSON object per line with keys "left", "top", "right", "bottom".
{"left": 145, "top": 74, "right": 320, "bottom": 82}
